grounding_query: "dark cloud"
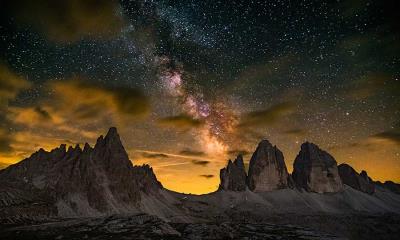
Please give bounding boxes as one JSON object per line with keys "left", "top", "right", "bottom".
{"left": 0, "top": 135, "right": 13, "bottom": 153}
{"left": 0, "top": 116, "right": 14, "bottom": 153}
{"left": 191, "top": 159, "right": 210, "bottom": 166}
{"left": 0, "top": 64, "right": 31, "bottom": 107}
{"left": 371, "top": 131, "right": 400, "bottom": 145}
{"left": 345, "top": 73, "right": 393, "bottom": 100}
{"left": 4, "top": 0, "right": 123, "bottom": 42}
{"left": 238, "top": 102, "right": 295, "bottom": 128}
{"left": 179, "top": 149, "right": 206, "bottom": 157}
{"left": 141, "top": 152, "right": 170, "bottom": 159}
{"left": 282, "top": 128, "right": 306, "bottom": 137}
{"left": 0, "top": 65, "right": 29, "bottom": 153}
{"left": 111, "top": 87, "right": 150, "bottom": 117}
{"left": 158, "top": 114, "right": 204, "bottom": 130}
{"left": 73, "top": 104, "right": 103, "bottom": 120}
{"left": 199, "top": 174, "right": 214, "bottom": 179}
{"left": 34, "top": 106, "right": 52, "bottom": 120}
{"left": 49, "top": 79, "right": 150, "bottom": 119}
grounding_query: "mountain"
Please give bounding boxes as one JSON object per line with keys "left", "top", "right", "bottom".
{"left": 338, "top": 163, "right": 375, "bottom": 194}
{"left": 219, "top": 155, "right": 247, "bottom": 191}
{"left": 247, "top": 140, "right": 292, "bottom": 192}
{"left": 292, "top": 142, "right": 343, "bottom": 193}
{"left": 375, "top": 180, "right": 400, "bottom": 194}
{"left": 0, "top": 127, "right": 161, "bottom": 221}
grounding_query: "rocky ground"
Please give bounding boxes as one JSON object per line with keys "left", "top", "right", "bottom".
{"left": 0, "top": 213, "right": 351, "bottom": 240}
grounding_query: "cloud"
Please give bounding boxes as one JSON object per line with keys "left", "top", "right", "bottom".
{"left": 34, "top": 106, "right": 52, "bottom": 120}
{"left": 0, "top": 65, "right": 32, "bottom": 154}
{"left": 5, "top": 0, "right": 123, "bottom": 42}
{"left": 157, "top": 114, "right": 204, "bottom": 130}
{"left": 191, "top": 159, "right": 210, "bottom": 166}
{"left": 3, "top": 78, "right": 149, "bottom": 158}
{"left": 10, "top": 106, "right": 54, "bottom": 128}
{"left": 141, "top": 152, "right": 170, "bottom": 159}
{"left": 179, "top": 149, "right": 206, "bottom": 157}
{"left": 225, "top": 55, "right": 295, "bottom": 93}
{"left": 282, "top": 128, "right": 306, "bottom": 137}
{"left": 48, "top": 79, "right": 150, "bottom": 119}
{"left": 345, "top": 73, "right": 393, "bottom": 100}
{"left": 0, "top": 64, "right": 31, "bottom": 107}
{"left": 371, "top": 131, "right": 400, "bottom": 145}
{"left": 238, "top": 102, "right": 295, "bottom": 128}
{"left": 199, "top": 174, "right": 214, "bottom": 179}
{"left": 0, "top": 129, "right": 13, "bottom": 153}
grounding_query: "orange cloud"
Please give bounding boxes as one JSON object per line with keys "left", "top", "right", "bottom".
{"left": 157, "top": 114, "right": 204, "bottom": 130}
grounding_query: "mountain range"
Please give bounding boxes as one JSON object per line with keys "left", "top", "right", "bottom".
{"left": 0, "top": 127, "right": 399, "bottom": 239}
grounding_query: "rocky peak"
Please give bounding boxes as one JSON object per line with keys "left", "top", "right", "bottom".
{"left": 92, "top": 127, "right": 131, "bottom": 168}
{"left": 133, "top": 164, "right": 163, "bottom": 194}
{"left": 337, "top": 164, "right": 375, "bottom": 194}
{"left": 83, "top": 142, "right": 92, "bottom": 152}
{"left": 292, "top": 142, "right": 343, "bottom": 193}
{"left": 219, "top": 155, "right": 247, "bottom": 191}
{"left": 247, "top": 140, "right": 291, "bottom": 192}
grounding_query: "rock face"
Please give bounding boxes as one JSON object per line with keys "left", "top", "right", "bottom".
{"left": 219, "top": 155, "right": 247, "bottom": 191}
{"left": 247, "top": 140, "right": 291, "bottom": 192}
{"left": 338, "top": 164, "right": 375, "bottom": 194}
{"left": 292, "top": 142, "right": 343, "bottom": 193}
{"left": 0, "top": 127, "right": 162, "bottom": 221}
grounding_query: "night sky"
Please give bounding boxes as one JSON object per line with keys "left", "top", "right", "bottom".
{"left": 0, "top": 0, "right": 399, "bottom": 194}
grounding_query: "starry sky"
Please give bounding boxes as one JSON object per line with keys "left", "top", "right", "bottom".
{"left": 0, "top": 0, "right": 399, "bottom": 194}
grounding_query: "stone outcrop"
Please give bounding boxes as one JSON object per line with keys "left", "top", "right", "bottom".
{"left": 219, "top": 155, "right": 247, "bottom": 191}
{"left": 247, "top": 140, "right": 291, "bottom": 192}
{"left": 0, "top": 127, "right": 162, "bottom": 220}
{"left": 338, "top": 164, "right": 375, "bottom": 194}
{"left": 292, "top": 142, "right": 343, "bottom": 193}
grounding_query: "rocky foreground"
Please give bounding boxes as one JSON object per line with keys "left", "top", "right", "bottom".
{"left": 0, "top": 127, "right": 400, "bottom": 239}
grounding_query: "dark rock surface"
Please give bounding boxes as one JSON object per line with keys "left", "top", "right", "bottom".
{"left": 0, "top": 214, "right": 347, "bottom": 240}
{"left": 338, "top": 164, "right": 375, "bottom": 194}
{"left": 292, "top": 142, "right": 343, "bottom": 193}
{"left": 247, "top": 140, "right": 291, "bottom": 192}
{"left": 219, "top": 155, "right": 247, "bottom": 191}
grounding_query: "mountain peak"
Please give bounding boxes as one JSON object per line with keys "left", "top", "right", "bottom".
{"left": 105, "top": 127, "right": 119, "bottom": 139}
{"left": 258, "top": 139, "right": 273, "bottom": 149}
{"left": 219, "top": 155, "right": 247, "bottom": 191}
{"left": 338, "top": 163, "right": 375, "bottom": 194}
{"left": 248, "top": 140, "right": 291, "bottom": 192}
{"left": 233, "top": 154, "right": 244, "bottom": 169}
{"left": 293, "top": 142, "right": 343, "bottom": 193}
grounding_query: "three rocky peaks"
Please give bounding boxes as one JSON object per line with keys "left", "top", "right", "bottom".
{"left": 220, "top": 140, "right": 397, "bottom": 195}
